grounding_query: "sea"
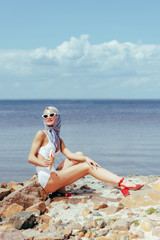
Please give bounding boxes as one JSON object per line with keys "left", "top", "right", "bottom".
{"left": 0, "top": 99, "right": 160, "bottom": 183}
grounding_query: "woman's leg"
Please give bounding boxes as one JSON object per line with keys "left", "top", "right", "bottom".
{"left": 45, "top": 161, "right": 123, "bottom": 193}
{"left": 55, "top": 152, "right": 84, "bottom": 194}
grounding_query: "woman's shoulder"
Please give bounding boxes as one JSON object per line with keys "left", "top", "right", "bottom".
{"left": 35, "top": 130, "right": 46, "bottom": 139}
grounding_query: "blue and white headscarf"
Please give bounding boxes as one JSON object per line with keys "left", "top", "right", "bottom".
{"left": 43, "top": 106, "right": 61, "bottom": 148}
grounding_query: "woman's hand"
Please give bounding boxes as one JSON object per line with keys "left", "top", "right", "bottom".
{"left": 85, "top": 157, "right": 100, "bottom": 169}
{"left": 40, "top": 158, "right": 51, "bottom": 167}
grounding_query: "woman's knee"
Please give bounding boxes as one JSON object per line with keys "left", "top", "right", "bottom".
{"left": 81, "top": 161, "right": 90, "bottom": 174}
{"left": 75, "top": 151, "right": 84, "bottom": 156}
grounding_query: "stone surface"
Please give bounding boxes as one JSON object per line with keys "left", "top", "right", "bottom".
{"left": 0, "top": 182, "right": 42, "bottom": 209}
{"left": 25, "top": 201, "right": 46, "bottom": 215}
{"left": 94, "top": 202, "right": 108, "bottom": 210}
{"left": 152, "top": 226, "right": 160, "bottom": 237}
{"left": 1, "top": 174, "right": 160, "bottom": 239}
{"left": 140, "top": 218, "right": 153, "bottom": 232}
{"left": 121, "top": 189, "right": 160, "bottom": 209}
{"left": 0, "top": 229, "right": 24, "bottom": 240}
{"left": 22, "top": 229, "right": 40, "bottom": 239}
{"left": 0, "top": 183, "right": 7, "bottom": 188}
{"left": 81, "top": 207, "right": 92, "bottom": 216}
{"left": 0, "top": 224, "right": 14, "bottom": 230}
{"left": 1, "top": 203, "right": 23, "bottom": 218}
{"left": 152, "top": 180, "right": 160, "bottom": 191}
{"left": 112, "top": 219, "right": 130, "bottom": 231}
{"left": 0, "top": 188, "right": 11, "bottom": 201}
{"left": 9, "top": 211, "right": 37, "bottom": 230}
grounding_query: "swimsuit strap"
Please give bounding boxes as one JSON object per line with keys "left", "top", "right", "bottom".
{"left": 43, "top": 130, "right": 50, "bottom": 140}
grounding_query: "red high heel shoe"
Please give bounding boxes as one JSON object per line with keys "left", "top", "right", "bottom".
{"left": 118, "top": 178, "right": 130, "bottom": 197}
{"left": 118, "top": 178, "right": 144, "bottom": 197}
{"left": 65, "top": 193, "right": 72, "bottom": 197}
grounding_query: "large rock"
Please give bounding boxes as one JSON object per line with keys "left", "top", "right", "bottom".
{"left": 0, "top": 229, "right": 24, "bottom": 240}
{"left": 0, "top": 182, "right": 42, "bottom": 209}
{"left": 112, "top": 219, "right": 131, "bottom": 231}
{"left": 8, "top": 182, "right": 23, "bottom": 192}
{"left": 140, "top": 218, "right": 152, "bottom": 232}
{"left": 0, "top": 188, "right": 11, "bottom": 201}
{"left": 1, "top": 203, "right": 23, "bottom": 218}
{"left": 0, "top": 183, "right": 7, "bottom": 188}
{"left": 25, "top": 202, "right": 46, "bottom": 215}
{"left": 22, "top": 229, "right": 41, "bottom": 239}
{"left": 121, "top": 189, "right": 160, "bottom": 209}
{"left": 9, "top": 211, "right": 37, "bottom": 230}
{"left": 152, "top": 180, "right": 160, "bottom": 191}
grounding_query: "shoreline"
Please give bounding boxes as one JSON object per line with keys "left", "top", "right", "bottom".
{"left": 0, "top": 174, "right": 160, "bottom": 239}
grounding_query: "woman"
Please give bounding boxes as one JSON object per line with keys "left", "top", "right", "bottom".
{"left": 28, "top": 106, "right": 143, "bottom": 199}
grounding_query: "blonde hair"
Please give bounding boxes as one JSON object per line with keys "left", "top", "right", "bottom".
{"left": 44, "top": 106, "right": 58, "bottom": 114}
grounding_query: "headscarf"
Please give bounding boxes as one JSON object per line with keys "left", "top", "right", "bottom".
{"left": 43, "top": 106, "right": 61, "bottom": 149}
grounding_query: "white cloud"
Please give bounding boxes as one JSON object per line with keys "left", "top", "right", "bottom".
{"left": 0, "top": 35, "right": 160, "bottom": 98}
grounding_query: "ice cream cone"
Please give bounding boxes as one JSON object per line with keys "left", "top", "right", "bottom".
{"left": 49, "top": 149, "right": 55, "bottom": 171}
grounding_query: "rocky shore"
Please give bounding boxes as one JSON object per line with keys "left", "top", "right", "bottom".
{"left": 0, "top": 174, "right": 160, "bottom": 240}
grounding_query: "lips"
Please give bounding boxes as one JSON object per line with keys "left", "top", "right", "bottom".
{"left": 47, "top": 120, "right": 53, "bottom": 123}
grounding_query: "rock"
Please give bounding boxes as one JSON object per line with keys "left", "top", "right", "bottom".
{"left": 0, "top": 182, "right": 42, "bottom": 209}
{"left": 0, "top": 229, "right": 24, "bottom": 240}
{"left": 100, "top": 220, "right": 108, "bottom": 228}
{"left": 92, "top": 211, "right": 102, "bottom": 216}
{"left": 9, "top": 211, "right": 37, "bottom": 230}
{"left": 0, "top": 183, "right": 7, "bottom": 188}
{"left": 25, "top": 202, "right": 46, "bottom": 215}
{"left": 121, "top": 189, "right": 160, "bottom": 209}
{"left": 63, "top": 204, "right": 70, "bottom": 210}
{"left": 140, "top": 218, "right": 152, "bottom": 232}
{"left": 1, "top": 203, "right": 23, "bottom": 218}
{"left": 64, "top": 228, "right": 72, "bottom": 238}
{"left": 8, "top": 182, "right": 23, "bottom": 192}
{"left": 75, "top": 231, "right": 85, "bottom": 237}
{"left": 22, "top": 229, "right": 40, "bottom": 239}
{"left": 33, "top": 232, "right": 64, "bottom": 240}
{"left": 152, "top": 226, "right": 160, "bottom": 237}
{"left": 95, "top": 237, "right": 111, "bottom": 240}
{"left": 39, "top": 222, "right": 50, "bottom": 232}
{"left": 80, "top": 184, "right": 91, "bottom": 190}
{"left": 94, "top": 202, "right": 108, "bottom": 210}
{"left": 152, "top": 180, "right": 160, "bottom": 191}
{"left": 81, "top": 207, "right": 92, "bottom": 216}
{"left": 83, "top": 220, "right": 97, "bottom": 231}
{"left": 65, "top": 198, "right": 82, "bottom": 204}
{"left": 112, "top": 219, "right": 130, "bottom": 231}
{"left": 0, "top": 224, "right": 14, "bottom": 230}
{"left": 68, "top": 222, "right": 82, "bottom": 230}
{"left": 99, "top": 228, "right": 110, "bottom": 236}
{"left": 101, "top": 205, "right": 121, "bottom": 215}
{"left": 0, "top": 188, "right": 11, "bottom": 200}
{"left": 38, "top": 214, "right": 53, "bottom": 224}
{"left": 85, "top": 231, "right": 92, "bottom": 238}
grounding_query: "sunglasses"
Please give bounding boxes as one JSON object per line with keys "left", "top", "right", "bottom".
{"left": 42, "top": 113, "right": 57, "bottom": 119}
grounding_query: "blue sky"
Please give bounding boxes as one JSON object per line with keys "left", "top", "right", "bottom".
{"left": 0, "top": 0, "right": 160, "bottom": 99}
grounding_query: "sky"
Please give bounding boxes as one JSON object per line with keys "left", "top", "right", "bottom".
{"left": 0, "top": 0, "right": 160, "bottom": 99}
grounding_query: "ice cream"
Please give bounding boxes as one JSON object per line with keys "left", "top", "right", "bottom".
{"left": 49, "top": 149, "right": 55, "bottom": 171}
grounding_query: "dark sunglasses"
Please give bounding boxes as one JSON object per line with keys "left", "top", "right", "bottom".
{"left": 42, "top": 113, "right": 57, "bottom": 119}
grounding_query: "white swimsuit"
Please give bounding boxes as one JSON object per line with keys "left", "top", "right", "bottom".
{"left": 36, "top": 130, "right": 60, "bottom": 188}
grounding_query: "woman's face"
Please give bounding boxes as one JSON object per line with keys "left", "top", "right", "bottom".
{"left": 43, "top": 109, "right": 57, "bottom": 126}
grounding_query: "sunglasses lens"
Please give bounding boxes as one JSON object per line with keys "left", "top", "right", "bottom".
{"left": 50, "top": 113, "right": 55, "bottom": 117}
{"left": 43, "top": 115, "right": 48, "bottom": 119}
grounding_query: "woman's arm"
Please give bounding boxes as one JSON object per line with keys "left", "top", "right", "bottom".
{"left": 28, "top": 131, "right": 51, "bottom": 167}
{"left": 60, "top": 138, "right": 86, "bottom": 162}
{"left": 60, "top": 138, "right": 100, "bottom": 169}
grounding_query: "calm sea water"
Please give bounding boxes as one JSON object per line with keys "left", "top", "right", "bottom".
{"left": 0, "top": 99, "right": 160, "bottom": 183}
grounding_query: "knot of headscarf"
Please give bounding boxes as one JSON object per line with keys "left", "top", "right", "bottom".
{"left": 43, "top": 106, "right": 61, "bottom": 149}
